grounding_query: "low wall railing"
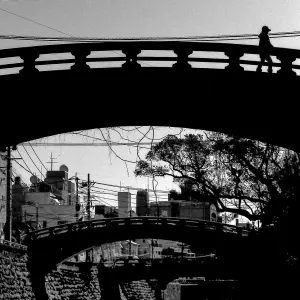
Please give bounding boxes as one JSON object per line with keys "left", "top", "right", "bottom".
{"left": 0, "top": 41, "right": 300, "bottom": 76}
{"left": 25, "top": 217, "right": 255, "bottom": 243}
{"left": 0, "top": 238, "right": 27, "bottom": 251}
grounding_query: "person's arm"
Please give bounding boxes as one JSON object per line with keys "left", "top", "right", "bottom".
{"left": 268, "top": 36, "right": 274, "bottom": 48}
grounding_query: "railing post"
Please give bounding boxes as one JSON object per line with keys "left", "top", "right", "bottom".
{"left": 122, "top": 47, "right": 141, "bottom": 69}
{"left": 19, "top": 52, "right": 40, "bottom": 75}
{"left": 71, "top": 49, "right": 91, "bottom": 73}
{"left": 224, "top": 50, "right": 244, "bottom": 73}
{"left": 173, "top": 47, "right": 193, "bottom": 69}
{"left": 276, "top": 53, "right": 296, "bottom": 76}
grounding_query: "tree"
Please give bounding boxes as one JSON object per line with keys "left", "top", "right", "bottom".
{"left": 134, "top": 132, "right": 300, "bottom": 227}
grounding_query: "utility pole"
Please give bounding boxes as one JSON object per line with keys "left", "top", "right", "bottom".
{"left": 86, "top": 173, "right": 92, "bottom": 262}
{"left": 1, "top": 145, "right": 20, "bottom": 242}
{"left": 5, "top": 146, "right": 11, "bottom": 241}
{"left": 87, "top": 173, "right": 91, "bottom": 221}
{"left": 36, "top": 203, "right": 39, "bottom": 230}
{"left": 128, "top": 188, "right": 132, "bottom": 256}
{"left": 75, "top": 176, "right": 79, "bottom": 222}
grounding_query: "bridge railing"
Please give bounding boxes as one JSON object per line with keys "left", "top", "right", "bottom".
{"left": 1, "top": 41, "right": 300, "bottom": 76}
{"left": 25, "top": 217, "right": 254, "bottom": 242}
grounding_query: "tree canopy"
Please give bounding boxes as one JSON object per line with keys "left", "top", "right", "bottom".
{"left": 134, "top": 132, "right": 300, "bottom": 227}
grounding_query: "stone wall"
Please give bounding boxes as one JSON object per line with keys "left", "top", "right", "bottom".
{"left": 1, "top": 243, "right": 239, "bottom": 300}
{"left": 0, "top": 243, "right": 101, "bottom": 300}
{"left": 120, "top": 280, "right": 155, "bottom": 300}
{"left": 0, "top": 243, "right": 35, "bottom": 300}
{"left": 164, "top": 280, "right": 239, "bottom": 300}
{"left": 45, "top": 262, "right": 101, "bottom": 300}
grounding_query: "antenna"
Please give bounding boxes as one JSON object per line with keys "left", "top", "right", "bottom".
{"left": 46, "top": 152, "right": 58, "bottom": 171}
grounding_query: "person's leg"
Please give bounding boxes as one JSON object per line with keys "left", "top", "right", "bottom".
{"left": 256, "top": 56, "right": 264, "bottom": 72}
{"left": 267, "top": 56, "right": 273, "bottom": 73}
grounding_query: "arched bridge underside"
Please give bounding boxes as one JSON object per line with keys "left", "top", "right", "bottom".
{"left": 98, "top": 258, "right": 220, "bottom": 284}
{"left": 24, "top": 217, "right": 256, "bottom": 276}
{"left": 1, "top": 41, "right": 300, "bottom": 152}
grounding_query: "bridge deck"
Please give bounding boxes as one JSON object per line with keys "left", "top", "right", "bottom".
{"left": 1, "top": 41, "right": 299, "bottom": 151}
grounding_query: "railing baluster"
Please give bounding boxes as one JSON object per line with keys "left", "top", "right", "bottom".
{"left": 19, "top": 52, "right": 39, "bottom": 75}
{"left": 224, "top": 50, "right": 244, "bottom": 73}
{"left": 276, "top": 53, "right": 297, "bottom": 76}
{"left": 71, "top": 50, "right": 91, "bottom": 72}
{"left": 122, "top": 48, "right": 141, "bottom": 69}
{"left": 173, "top": 47, "right": 193, "bottom": 69}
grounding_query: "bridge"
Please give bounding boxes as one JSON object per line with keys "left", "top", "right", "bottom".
{"left": 1, "top": 41, "right": 300, "bottom": 152}
{"left": 23, "top": 217, "right": 256, "bottom": 277}
{"left": 22, "top": 216, "right": 259, "bottom": 299}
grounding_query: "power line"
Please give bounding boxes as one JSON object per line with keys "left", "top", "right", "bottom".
{"left": 92, "top": 180, "right": 170, "bottom": 193}
{"left": 21, "top": 142, "right": 157, "bottom": 147}
{"left": 0, "top": 5, "right": 151, "bottom": 68}
{"left": 1, "top": 31, "right": 300, "bottom": 43}
{"left": 27, "top": 142, "right": 48, "bottom": 172}
{"left": 0, "top": 6, "right": 74, "bottom": 37}
{"left": 16, "top": 149, "right": 35, "bottom": 178}
{"left": 22, "top": 145, "right": 45, "bottom": 179}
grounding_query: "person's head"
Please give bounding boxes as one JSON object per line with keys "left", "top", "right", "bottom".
{"left": 262, "top": 26, "right": 271, "bottom": 33}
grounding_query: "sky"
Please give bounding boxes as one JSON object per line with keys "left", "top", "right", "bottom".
{"left": 0, "top": 1, "right": 300, "bottom": 49}
{"left": 12, "top": 127, "right": 204, "bottom": 209}
{"left": 2, "top": 1, "right": 300, "bottom": 211}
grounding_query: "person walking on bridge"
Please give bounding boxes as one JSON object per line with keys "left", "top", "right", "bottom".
{"left": 256, "top": 26, "right": 273, "bottom": 73}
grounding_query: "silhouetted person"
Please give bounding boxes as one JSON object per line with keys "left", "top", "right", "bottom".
{"left": 256, "top": 26, "right": 273, "bottom": 73}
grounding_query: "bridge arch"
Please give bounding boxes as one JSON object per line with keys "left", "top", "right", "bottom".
{"left": 24, "top": 217, "right": 254, "bottom": 276}
{"left": 1, "top": 41, "right": 300, "bottom": 151}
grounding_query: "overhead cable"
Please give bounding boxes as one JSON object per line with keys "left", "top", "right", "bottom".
{"left": 1, "top": 31, "right": 300, "bottom": 43}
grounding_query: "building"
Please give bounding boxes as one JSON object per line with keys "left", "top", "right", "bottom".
{"left": 121, "top": 240, "right": 139, "bottom": 256}
{"left": 70, "top": 242, "right": 123, "bottom": 263}
{"left": 95, "top": 205, "right": 118, "bottom": 218}
{"left": 149, "top": 201, "right": 171, "bottom": 217}
{"left": 22, "top": 191, "right": 78, "bottom": 228}
{"left": 136, "top": 190, "right": 149, "bottom": 216}
{"left": 135, "top": 238, "right": 163, "bottom": 259}
{"left": 118, "top": 191, "right": 131, "bottom": 217}
{"left": 12, "top": 177, "right": 28, "bottom": 233}
{"left": 68, "top": 180, "right": 75, "bottom": 205}
{"left": 44, "top": 165, "right": 69, "bottom": 205}
{"left": 149, "top": 200, "right": 219, "bottom": 222}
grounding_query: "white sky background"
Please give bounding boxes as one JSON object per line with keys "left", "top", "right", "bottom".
{"left": 1, "top": 1, "right": 299, "bottom": 213}
{"left": 0, "top": 1, "right": 300, "bottom": 49}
